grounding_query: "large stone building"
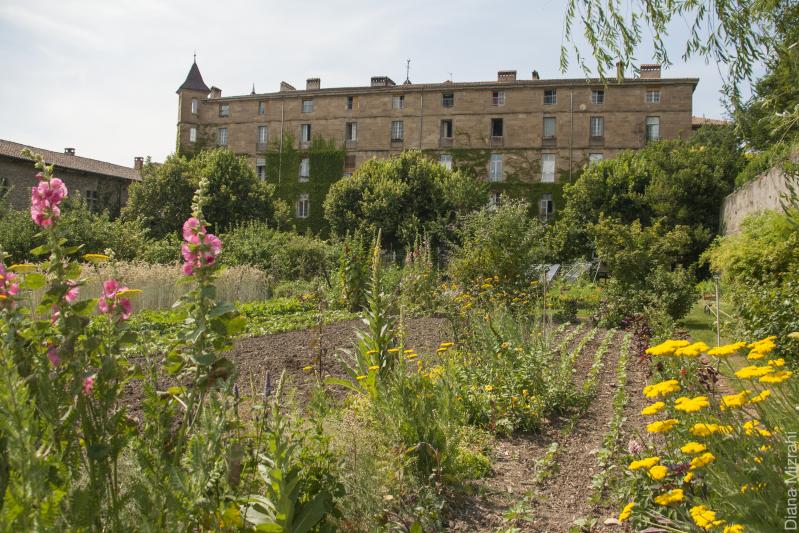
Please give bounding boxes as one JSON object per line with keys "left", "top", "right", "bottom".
{"left": 0, "top": 140, "right": 142, "bottom": 216}
{"left": 176, "top": 61, "right": 697, "bottom": 230}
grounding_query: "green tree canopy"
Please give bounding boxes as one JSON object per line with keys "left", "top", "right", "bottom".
{"left": 123, "top": 148, "right": 277, "bottom": 238}
{"left": 323, "top": 150, "right": 487, "bottom": 250}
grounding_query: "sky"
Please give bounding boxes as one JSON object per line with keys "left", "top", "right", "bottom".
{"left": 0, "top": 0, "right": 752, "bottom": 167}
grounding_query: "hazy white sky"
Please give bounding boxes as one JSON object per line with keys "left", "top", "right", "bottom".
{"left": 0, "top": 0, "right": 749, "bottom": 167}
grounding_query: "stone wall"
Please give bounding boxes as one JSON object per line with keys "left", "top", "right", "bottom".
{"left": 720, "top": 161, "right": 795, "bottom": 235}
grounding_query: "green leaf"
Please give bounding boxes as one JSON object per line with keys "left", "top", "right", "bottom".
{"left": 22, "top": 273, "right": 46, "bottom": 290}
{"left": 208, "top": 301, "right": 236, "bottom": 318}
{"left": 30, "top": 244, "right": 50, "bottom": 256}
{"left": 225, "top": 315, "right": 247, "bottom": 336}
{"left": 293, "top": 493, "right": 328, "bottom": 533}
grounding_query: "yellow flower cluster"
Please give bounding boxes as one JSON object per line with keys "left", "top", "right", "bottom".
{"left": 706, "top": 341, "right": 746, "bottom": 356}
{"left": 734, "top": 365, "right": 773, "bottom": 379}
{"left": 746, "top": 336, "right": 777, "bottom": 360}
{"left": 618, "top": 501, "right": 634, "bottom": 521}
{"left": 674, "top": 395, "right": 710, "bottom": 413}
{"left": 640, "top": 401, "right": 665, "bottom": 415}
{"left": 720, "top": 390, "right": 750, "bottom": 410}
{"left": 653, "top": 488, "right": 684, "bottom": 506}
{"left": 760, "top": 370, "right": 793, "bottom": 384}
{"left": 743, "top": 419, "right": 772, "bottom": 438}
{"left": 690, "top": 423, "right": 733, "bottom": 437}
{"left": 674, "top": 341, "right": 710, "bottom": 357}
{"left": 645, "top": 339, "right": 690, "bottom": 356}
{"left": 689, "top": 452, "right": 716, "bottom": 470}
{"left": 643, "top": 379, "right": 681, "bottom": 398}
{"left": 628, "top": 456, "right": 660, "bottom": 470}
{"left": 723, "top": 525, "right": 744, "bottom": 533}
{"left": 690, "top": 504, "right": 725, "bottom": 530}
{"left": 680, "top": 441, "right": 707, "bottom": 454}
{"left": 647, "top": 419, "right": 680, "bottom": 433}
{"left": 648, "top": 464, "right": 669, "bottom": 480}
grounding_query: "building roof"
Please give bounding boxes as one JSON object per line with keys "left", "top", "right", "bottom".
{"left": 217, "top": 75, "right": 700, "bottom": 101}
{"left": 177, "top": 60, "right": 211, "bottom": 94}
{"left": 692, "top": 116, "right": 732, "bottom": 129}
{"left": 0, "top": 139, "right": 141, "bottom": 181}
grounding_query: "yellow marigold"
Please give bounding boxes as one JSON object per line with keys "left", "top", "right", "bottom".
{"left": 641, "top": 401, "right": 666, "bottom": 415}
{"left": 734, "top": 365, "right": 774, "bottom": 379}
{"left": 684, "top": 471, "right": 694, "bottom": 482}
{"left": 647, "top": 419, "right": 680, "bottom": 434}
{"left": 653, "top": 488, "right": 684, "bottom": 506}
{"left": 645, "top": 339, "right": 690, "bottom": 356}
{"left": 675, "top": 395, "right": 710, "bottom": 413}
{"left": 706, "top": 341, "right": 747, "bottom": 356}
{"left": 723, "top": 525, "right": 744, "bottom": 533}
{"left": 680, "top": 442, "right": 707, "bottom": 454}
{"left": 743, "top": 419, "right": 772, "bottom": 438}
{"left": 760, "top": 370, "right": 792, "bottom": 384}
{"left": 721, "top": 390, "right": 751, "bottom": 410}
{"left": 674, "top": 341, "right": 710, "bottom": 357}
{"left": 643, "top": 379, "right": 681, "bottom": 399}
{"left": 618, "top": 501, "right": 634, "bottom": 521}
{"left": 629, "top": 456, "right": 660, "bottom": 471}
{"left": 689, "top": 504, "right": 725, "bottom": 530}
{"left": 648, "top": 465, "right": 669, "bottom": 480}
{"left": 767, "top": 358, "right": 785, "bottom": 367}
{"left": 746, "top": 337, "right": 777, "bottom": 360}
{"left": 750, "top": 389, "right": 771, "bottom": 403}
{"left": 689, "top": 452, "right": 716, "bottom": 470}
{"left": 690, "top": 423, "right": 733, "bottom": 437}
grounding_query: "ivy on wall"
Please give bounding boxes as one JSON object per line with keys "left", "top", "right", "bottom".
{"left": 264, "top": 134, "right": 345, "bottom": 235}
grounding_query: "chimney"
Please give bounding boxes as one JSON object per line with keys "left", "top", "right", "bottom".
{"left": 640, "top": 64, "right": 662, "bottom": 79}
{"left": 133, "top": 157, "right": 144, "bottom": 170}
{"left": 279, "top": 81, "right": 296, "bottom": 92}
{"left": 306, "top": 78, "right": 320, "bottom": 90}
{"left": 64, "top": 147, "right": 75, "bottom": 156}
{"left": 532, "top": 70, "right": 540, "bottom": 80}
{"left": 209, "top": 86, "right": 222, "bottom": 98}
{"left": 497, "top": 70, "right": 517, "bottom": 82}
{"left": 370, "top": 76, "right": 396, "bottom": 87}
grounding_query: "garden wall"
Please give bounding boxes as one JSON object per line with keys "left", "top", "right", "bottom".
{"left": 720, "top": 155, "right": 796, "bottom": 235}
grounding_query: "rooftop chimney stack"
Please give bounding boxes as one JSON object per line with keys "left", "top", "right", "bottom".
{"left": 134, "top": 157, "right": 144, "bottom": 170}
{"left": 209, "top": 86, "right": 222, "bottom": 98}
{"left": 64, "top": 147, "right": 75, "bottom": 156}
{"left": 306, "top": 78, "right": 320, "bottom": 90}
{"left": 639, "top": 64, "right": 662, "bottom": 79}
{"left": 370, "top": 76, "right": 396, "bottom": 87}
{"left": 497, "top": 70, "right": 517, "bottom": 82}
{"left": 532, "top": 70, "right": 540, "bottom": 80}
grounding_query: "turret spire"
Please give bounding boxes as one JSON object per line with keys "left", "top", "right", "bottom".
{"left": 177, "top": 58, "right": 210, "bottom": 94}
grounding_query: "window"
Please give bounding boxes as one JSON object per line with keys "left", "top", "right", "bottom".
{"left": 590, "top": 116, "right": 604, "bottom": 137}
{"left": 491, "top": 118, "right": 504, "bottom": 137}
{"left": 300, "top": 124, "right": 311, "bottom": 143}
{"left": 258, "top": 126, "right": 268, "bottom": 144}
{"left": 296, "top": 193, "right": 310, "bottom": 219}
{"left": 488, "top": 191, "right": 501, "bottom": 208}
{"left": 391, "top": 120, "right": 404, "bottom": 141}
{"left": 591, "top": 90, "right": 605, "bottom": 104}
{"left": 189, "top": 127, "right": 197, "bottom": 143}
{"left": 191, "top": 98, "right": 198, "bottom": 114}
{"left": 441, "top": 119, "right": 453, "bottom": 138}
{"left": 392, "top": 95, "right": 404, "bottom": 109}
{"left": 488, "top": 154, "right": 503, "bottom": 181}
{"left": 442, "top": 93, "right": 454, "bottom": 107}
{"left": 256, "top": 158, "right": 266, "bottom": 180}
{"left": 302, "top": 99, "right": 314, "bottom": 113}
{"left": 646, "top": 116, "right": 660, "bottom": 142}
{"left": 541, "top": 153, "right": 556, "bottom": 182}
{"left": 346, "top": 96, "right": 354, "bottom": 110}
{"left": 439, "top": 154, "right": 453, "bottom": 170}
{"left": 219, "top": 104, "right": 229, "bottom": 117}
{"left": 258, "top": 101, "right": 266, "bottom": 114}
{"left": 543, "top": 117, "right": 556, "bottom": 138}
{"left": 539, "top": 193, "right": 554, "bottom": 221}
{"left": 646, "top": 90, "right": 661, "bottom": 103}
{"left": 346, "top": 122, "right": 357, "bottom": 141}
{"left": 217, "top": 127, "right": 228, "bottom": 146}
{"left": 491, "top": 91, "right": 505, "bottom": 106}
{"left": 299, "top": 158, "right": 310, "bottom": 181}
{"left": 84, "top": 190, "right": 99, "bottom": 212}
{"left": 544, "top": 90, "right": 557, "bottom": 105}
{"left": 588, "top": 153, "right": 604, "bottom": 165}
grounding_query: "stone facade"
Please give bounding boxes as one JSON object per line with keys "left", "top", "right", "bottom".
{"left": 176, "top": 63, "right": 697, "bottom": 226}
{"left": 0, "top": 140, "right": 141, "bottom": 216}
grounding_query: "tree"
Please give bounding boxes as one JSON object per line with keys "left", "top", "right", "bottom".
{"left": 122, "top": 154, "right": 194, "bottom": 239}
{"left": 323, "top": 150, "right": 487, "bottom": 250}
{"left": 123, "top": 149, "right": 277, "bottom": 239}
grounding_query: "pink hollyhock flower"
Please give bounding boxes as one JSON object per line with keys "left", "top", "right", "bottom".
{"left": 182, "top": 217, "right": 202, "bottom": 241}
{"left": 83, "top": 375, "right": 95, "bottom": 395}
{"left": 50, "top": 305, "right": 61, "bottom": 325}
{"left": 97, "top": 279, "right": 132, "bottom": 320}
{"left": 0, "top": 264, "right": 19, "bottom": 309}
{"left": 180, "top": 217, "right": 222, "bottom": 276}
{"left": 30, "top": 174, "right": 68, "bottom": 228}
{"left": 47, "top": 344, "right": 61, "bottom": 366}
{"left": 65, "top": 282, "right": 79, "bottom": 303}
